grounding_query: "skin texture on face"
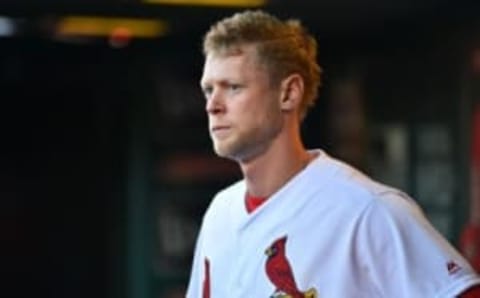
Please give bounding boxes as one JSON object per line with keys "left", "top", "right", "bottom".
{"left": 200, "top": 46, "right": 284, "bottom": 163}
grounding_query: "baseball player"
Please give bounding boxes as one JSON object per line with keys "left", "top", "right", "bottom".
{"left": 187, "top": 10, "right": 480, "bottom": 297}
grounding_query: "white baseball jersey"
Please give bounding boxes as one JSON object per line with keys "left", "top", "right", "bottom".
{"left": 186, "top": 150, "right": 480, "bottom": 298}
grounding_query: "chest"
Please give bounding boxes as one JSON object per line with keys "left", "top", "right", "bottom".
{"left": 202, "top": 208, "right": 373, "bottom": 297}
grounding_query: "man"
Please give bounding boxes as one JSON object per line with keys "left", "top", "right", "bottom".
{"left": 187, "top": 10, "right": 480, "bottom": 297}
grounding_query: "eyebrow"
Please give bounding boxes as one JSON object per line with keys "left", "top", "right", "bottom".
{"left": 200, "top": 78, "right": 239, "bottom": 88}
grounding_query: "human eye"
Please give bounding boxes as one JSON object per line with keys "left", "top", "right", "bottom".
{"left": 228, "top": 83, "right": 242, "bottom": 92}
{"left": 202, "top": 85, "right": 213, "bottom": 99}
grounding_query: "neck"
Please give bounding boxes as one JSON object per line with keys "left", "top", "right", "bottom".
{"left": 239, "top": 129, "right": 311, "bottom": 198}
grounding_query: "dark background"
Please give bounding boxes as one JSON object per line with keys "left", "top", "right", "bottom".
{"left": 1, "top": 1, "right": 480, "bottom": 297}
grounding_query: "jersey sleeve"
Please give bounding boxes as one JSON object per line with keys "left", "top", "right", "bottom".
{"left": 356, "top": 191, "right": 480, "bottom": 298}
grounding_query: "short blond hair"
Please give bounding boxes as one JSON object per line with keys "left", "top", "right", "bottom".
{"left": 203, "top": 10, "right": 322, "bottom": 120}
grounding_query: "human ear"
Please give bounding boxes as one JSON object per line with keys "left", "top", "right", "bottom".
{"left": 279, "top": 73, "right": 304, "bottom": 112}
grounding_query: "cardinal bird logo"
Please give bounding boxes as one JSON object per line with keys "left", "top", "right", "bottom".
{"left": 265, "top": 236, "right": 318, "bottom": 298}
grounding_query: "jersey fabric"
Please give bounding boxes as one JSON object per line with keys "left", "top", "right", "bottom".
{"left": 186, "top": 150, "right": 480, "bottom": 298}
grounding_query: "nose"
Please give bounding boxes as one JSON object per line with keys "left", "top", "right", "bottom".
{"left": 205, "top": 90, "right": 225, "bottom": 115}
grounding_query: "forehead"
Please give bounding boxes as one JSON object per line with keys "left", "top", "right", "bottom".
{"left": 201, "top": 46, "right": 265, "bottom": 83}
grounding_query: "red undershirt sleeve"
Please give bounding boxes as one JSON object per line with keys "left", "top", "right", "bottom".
{"left": 459, "top": 285, "right": 480, "bottom": 297}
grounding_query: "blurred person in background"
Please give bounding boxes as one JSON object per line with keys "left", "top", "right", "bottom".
{"left": 461, "top": 103, "right": 480, "bottom": 272}
{"left": 187, "top": 10, "right": 480, "bottom": 297}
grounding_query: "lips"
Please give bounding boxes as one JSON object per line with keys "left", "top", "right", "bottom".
{"left": 211, "top": 125, "right": 229, "bottom": 131}
{"left": 210, "top": 125, "right": 231, "bottom": 137}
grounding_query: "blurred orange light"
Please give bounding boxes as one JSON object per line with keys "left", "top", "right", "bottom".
{"left": 56, "top": 16, "right": 168, "bottom": 38}
{"left": 109, "top": 27, "right": 132, "bottom": 48}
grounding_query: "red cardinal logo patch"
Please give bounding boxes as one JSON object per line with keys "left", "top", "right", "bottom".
{"left": 264, "top": 236, "right": 318, "bottom": 298}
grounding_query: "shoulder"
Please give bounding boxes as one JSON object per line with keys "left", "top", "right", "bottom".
{"left": 210, "top": 179, "right": 245, "bottom": 206}
{"left": 202, "top": 179, "right": 246, "bottom": 222}
{"left": 318, "top": 152, "right": 412, "bottom": 210}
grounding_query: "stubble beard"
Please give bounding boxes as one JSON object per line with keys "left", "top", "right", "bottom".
{"left": 211, "top": 115, "right": 283, "bottom": 163}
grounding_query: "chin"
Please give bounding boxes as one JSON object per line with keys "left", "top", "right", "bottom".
{"left": 213, "top": 144, "right": 234, "bottom": 159}
{"left": 216, "top": 145, "right": 262, "bottom": 164}
{"left": 213, "top": 143, "right": 243, "bottom": 161}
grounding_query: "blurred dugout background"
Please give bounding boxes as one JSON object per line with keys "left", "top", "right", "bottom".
{"left": 1, "top": 0, "right": 480, "bottom": 297}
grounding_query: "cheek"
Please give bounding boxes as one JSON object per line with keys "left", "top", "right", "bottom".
{"left": 261, "top": 98, "right": 282, "bottom": 123}
{"left": 233, "top": 90, "right": 280, "bottom": 127}
{"left": 243, "top": 103, "right": 266, "bottom": 125}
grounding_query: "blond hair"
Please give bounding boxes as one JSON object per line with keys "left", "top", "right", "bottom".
{"left": 203, "top": 10, "right": 322, "bottom": 120}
